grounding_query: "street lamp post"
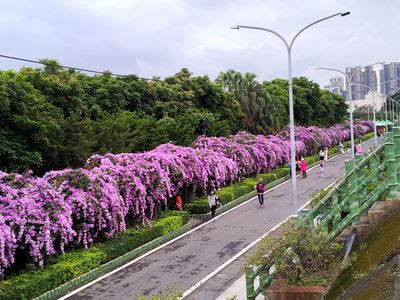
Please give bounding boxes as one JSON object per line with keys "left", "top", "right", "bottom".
{"left": 386, "top": 96, "right": 400, "bottom": 125}
{"left": 381, "top": 81, "right": 398, "bottom": 122}
{"left": 232, "top": 11, "right": 350, "bottom": 215}
{"left": 316, "top": 67, "right": 355, "bottom": 158}
{"left": 351, "top": 83, "right": 378, "bottom": 145}
{"left": 391, "top": 94, "right": 400, "bottom": 126}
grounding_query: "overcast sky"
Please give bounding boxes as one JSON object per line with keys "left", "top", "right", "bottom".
{"left": 0, "top": 0, "right": 398, "bottom": 87}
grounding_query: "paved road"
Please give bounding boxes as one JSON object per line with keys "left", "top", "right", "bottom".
{"left": 67, "top": 139, "right": 376, "bottom": 300}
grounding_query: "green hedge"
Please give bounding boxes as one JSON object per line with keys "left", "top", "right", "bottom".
{"left": 260, "top": 173, "right": 277, "bottom": 184}
{"left": 184, "top": 197, "right": 209, "bottom": 214}
{"left": 361, "top": 132, "right": 374, "bottom": 142}
{"left": 217, "top": 188, "right": 235, "bottom": 205}
{"left": 0, "top": 211, "right": 189, "bottom": 300}
{"left": 305, "top": 156, "right": 315, "bottom": 166}
{"left": 271, "top": 167, "right": 289, "bottom": 179}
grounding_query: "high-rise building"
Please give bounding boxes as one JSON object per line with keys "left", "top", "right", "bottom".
{"left": 328, "top": 77, "right": 345, "bottom": 97}
{"left": 330, "top": 77, "right": 344, "bottom": 89}
{"left": 345, "top": 65, "right": 377, "bottom": 100}
{"left": 379, "top": 62, "right": 400, "bottom": 96}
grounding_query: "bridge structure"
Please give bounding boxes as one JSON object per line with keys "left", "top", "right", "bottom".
{"left": 245, "top": 128, "right": 400, "bottom": 300}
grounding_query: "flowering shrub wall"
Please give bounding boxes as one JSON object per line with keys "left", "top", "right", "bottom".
{"left": 0, "top": 121, "right": 373, "bottom": 276}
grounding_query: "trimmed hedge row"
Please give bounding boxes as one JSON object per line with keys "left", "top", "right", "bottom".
{"left": 0, "top": 211, "right": 189, "bottom": 300}
{"left": 185, "top": 132, "right": 375, "bottom": 215}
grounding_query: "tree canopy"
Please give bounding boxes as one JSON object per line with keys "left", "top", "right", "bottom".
{"left": 0, "top": 62, "right": 348, "bottom": 174}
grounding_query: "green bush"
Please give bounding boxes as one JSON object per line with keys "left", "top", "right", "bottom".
{"left": 361, "top": 132, "right": 374, "bottom": 142}
{"left": 249, "top": 219, "right": 342, "bottom": 287}
{"left": 259, "top": 173, "right": 277, "bottom": 184}
{"left": 330, "top": 147, "right": 339, "bottom": 155}
{"left": 184, "top": 197, "right": 209, "bottom": 214}
{"left": 0, "top": 211, "right": 188, "bottom": 300}
{"left": 272, "top": 167, "right": 289, "bottom": 179}
{"left": 241, "top": 178, "right": 257, "bottom": 189}
{"left": 234, "top": 183, "right": 252, "bottom": 197}
{"left": 217, "top": 189, "right": 235, "bottom": 205}
{"left": 305, "top": 157, "right": 314, "bottom": 166}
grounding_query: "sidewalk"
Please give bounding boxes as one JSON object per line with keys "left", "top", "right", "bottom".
{"left": 64, "top": 140, "right": 375, "bottom": 300}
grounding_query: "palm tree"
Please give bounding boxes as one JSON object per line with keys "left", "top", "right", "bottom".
{"left": 217, "top": 70, "right": 281, "bottom": 134}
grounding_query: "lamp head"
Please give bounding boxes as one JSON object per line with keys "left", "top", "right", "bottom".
{"left": 341, "top": 11, "right": 350, "bottom": 17}
{"left": 230, "top": 25, "right": 240, "bottom": 30}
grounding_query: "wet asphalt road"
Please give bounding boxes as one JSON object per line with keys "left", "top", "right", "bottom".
{"left": 66, "top": 140, "right": 376, "bottom": 299}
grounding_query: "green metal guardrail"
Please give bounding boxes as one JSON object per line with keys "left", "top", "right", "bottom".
{"left": 245, "top": 129, "right": 400, "bottom": 300}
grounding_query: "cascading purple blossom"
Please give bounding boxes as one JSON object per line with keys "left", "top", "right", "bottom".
{"left": 0, "top": 121, "right": 373, "bottom": 277}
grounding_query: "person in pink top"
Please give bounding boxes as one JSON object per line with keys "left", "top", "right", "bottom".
{"left": 256, "top": 178, "right": 265, "bottom": 208}
{"left": 300, "top": 157, "right": 307, "bottom": 178}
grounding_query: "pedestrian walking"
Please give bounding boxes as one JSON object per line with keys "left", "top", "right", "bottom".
{"left": 319, "top": 149, "right": 325, "bottom": 163}
{"left": 324, "top": 147, "right": 329, "bottom": 162}
{"left": 339, "top": 142, "right": 344, "bottom": 154}
{"left": 208, "top": 190, "right": 220, "bottom": 221}
{"left": 319, "top": 162, "right": 325, "bottom": 178}
{"left": 300, "top": 157, "right": 307, "bottom": 179}
{"left": 296, "top": 158, "right": 301, "bottom": 175}
{"left": 356, "top": 144, "right": 363, "bottom": 155}
{"left": 256, "top": 178, "right": 265, "bottom": 208}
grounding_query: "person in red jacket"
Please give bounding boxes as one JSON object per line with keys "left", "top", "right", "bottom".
{"left": 256, "top": 178, "right": 265, "bottom": 208}
{"left": 175, "top": 195, "right": 183, "bottom": 211}
{"left": 300, "top": 157, "right": 307, "bottom": 179}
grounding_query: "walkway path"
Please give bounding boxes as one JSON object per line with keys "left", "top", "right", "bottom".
{"left": 64, "top": 140, "right": 375, "bottom": 300}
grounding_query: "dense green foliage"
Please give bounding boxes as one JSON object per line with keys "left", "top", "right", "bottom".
{"left": 0, "top": 210, "right": 188, "bottom": 300}
{"left": 0, "top": 61, "right": 347, "bottom": 174}
{"left": 249, "top": 219, "right": 342, "bottom": 287}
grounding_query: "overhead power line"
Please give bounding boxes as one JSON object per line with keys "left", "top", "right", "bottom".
{"left": 0, "top": 53, "right": 156, "bottom": 81}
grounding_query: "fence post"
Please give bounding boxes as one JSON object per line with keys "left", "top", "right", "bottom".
{"left": 246, "top": 266, "right": 255, "bottom": 300}
{"left": 346, "top": 159, "right": 359, "bottom": 225}
{"left": 393, "top": 127, "right": 400, "bottom": 188}
{"left": 332, "top": 190, "right": 341, "bottom": 228}
{"left": 369, "top": 152, "right": 378, "bottom": 185}
{"left": 357, "top": 158, "right": 367, "bottom": 207}
{"left": 384, "top": 132, "right": 398, "bottom": 198}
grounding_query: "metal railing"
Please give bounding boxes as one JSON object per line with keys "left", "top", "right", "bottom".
{"left": 245, "top": 128, "right": 400, "bottom": 300}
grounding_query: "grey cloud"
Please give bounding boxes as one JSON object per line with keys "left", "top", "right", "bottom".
{"left": 0, "top": 0, "right": 399, "bottom": 86}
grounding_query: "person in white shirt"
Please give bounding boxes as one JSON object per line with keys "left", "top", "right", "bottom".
{"left": 208, "top": 190, "right": 221, "bottom": 221}
{"left": 324, "top": 147, "right": 328, "bottom": 162}
{"left": 319, "top": 163, "right": 325, "bottom": 178}
{"left": 339, "top": 142, "right": 344, "bottom": 154}
{"left": 319, "top": 149, "right": 325, "bottom": 162}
